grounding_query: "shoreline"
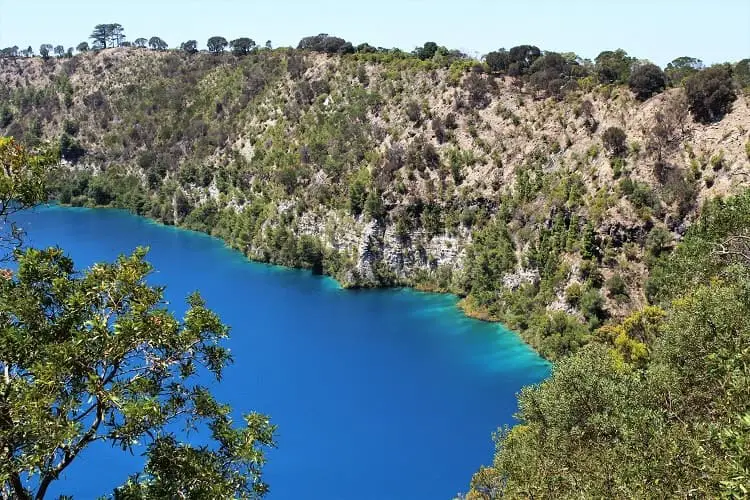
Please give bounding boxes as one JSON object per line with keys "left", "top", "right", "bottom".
{"left": 38, "top": 202, "right": 548, "bottom": 361}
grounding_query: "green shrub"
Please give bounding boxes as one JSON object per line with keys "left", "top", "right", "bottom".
{"left": 601, "top": 126, "right": 627, "bottom": 157}
{"left": 606, "top": 273, "right": 629, "bottom": 302}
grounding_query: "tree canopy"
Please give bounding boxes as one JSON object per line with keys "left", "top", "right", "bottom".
{"left": 1, "top": 248, "right": 276, "bottom": 499}
{"left": 297, "top": 34, "right": 354, "bottom": 54}
{"left": 148, "top": 37, "right": 168, "bottom": 51}
{"left": 89, "top": 24, "right": 125, "bottom": 49}
{"left": 0, "top": 137, "right": 55, "bottom": 254}
{"left": 207, "top": 36, "right": 228, "bottom": 54}
{"left": 180, "top": 40, "right": 198, "bottom": 54}
{"left": 38, "top": 44, "right": 52, "bottom": 60}
{"left": 665, "top": 56, "right": 704, "bottom": 85}
{"left": 684, "top": 64, "right": 737, "bottom": 123}
{"left": 595, "top": 49, "right": 634, "bottom": 84}
{"left": 628, "top": 63, "right": 667, "bottom": 101}
{"left": 0, "top": 140, "right": 275, "bottom": 498}
{"left": 468, "top": 191, "right": 750, "bottom": 499}
{"left": 230, "top": 38, "right": 256, "bottom": 56}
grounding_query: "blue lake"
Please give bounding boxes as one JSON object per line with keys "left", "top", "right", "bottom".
{"left": 15, "top": 205, "right": 549, "bottom": 500}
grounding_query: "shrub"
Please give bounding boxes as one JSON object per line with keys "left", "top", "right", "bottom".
{"left": 348, "top": 179, "right": 367, "bottom": 216}
{"left": 645, "top": 226, "right": 672, "bottom": 259}
{"left": 0, "top": 106, "right": 13, "bottom": 128}
{"left": 602, "top": 126, "right": 627, "bottom": 157}
{"left": 59, "top": 133, "right": 85, "bottom": 163}
{"left": 580, "top": 288, "right": 607, "bottom": 327}
{"left": 685, "top": 65, "right": 736, "bottom": 123}
{"left": 710, "top": 151, "right": 725, "bottom": 171}
{"left": 606, "top": 274, "right": 629, "bottom": 302}
{"left": 595, "top": 49, "right": 634, "bottom": 84}
{"left": 431, "top": 117, "right": 445, "bottom": 143}
{"left": 62, "top": 119, "right": 79, "bottom": 136}
{"left": 628, "top": 63, "right": 666, "bottom": 101}
{"left": 461, "top": 72, "right": 491, "bottom": 109}
{"left": 405, "top": 100, "right": 421, "bottom": 123}
{"left": 565, "top": 283, "right": 584, "bottom": 307}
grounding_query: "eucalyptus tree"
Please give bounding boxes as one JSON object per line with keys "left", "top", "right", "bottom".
{"left": 230, "top": 37, "right": 256, "bottom": 56}
{"left": 207, "top": 36, "right": 228, "bottom": 54}
{"left": 148, "top": 36, "right": 168, "bottom": 51}
{"left": 181, "top": 40, "right": 198, "bottom": 54}
{"left": 38, "top": 44, "right": 52, "bottom": 59}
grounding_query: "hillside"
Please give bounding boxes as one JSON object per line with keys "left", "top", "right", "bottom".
{"left": 1, "top": 47, "right": 749, "bottom": 363}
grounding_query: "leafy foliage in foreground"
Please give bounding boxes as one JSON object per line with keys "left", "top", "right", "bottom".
{"left": 0, "top": 138, "right": 276, "bottom": 500}
{"left": 467, "top": 193, "right": 750, "bottom": 498}
{"left": 0, "top": 137, "right": 56, "bottom": 255}
{"left": 0, "top": 247, "right": 275, "bottom": 499}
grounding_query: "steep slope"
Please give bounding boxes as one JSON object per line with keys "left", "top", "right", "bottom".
{"left": 1, "top": 48, "right": 749, "bottom": 360}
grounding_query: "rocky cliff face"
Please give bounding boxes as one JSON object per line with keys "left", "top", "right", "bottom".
{"left": 2, "top": 48, "right": 749, "bottom": 355}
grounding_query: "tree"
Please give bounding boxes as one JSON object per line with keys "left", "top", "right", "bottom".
{"left": 59, "top": 133, "right": 85, "bottom": 163}
{"left": 348, "top": 179, "right": 367, "bottom": 216}
{"left": 0, "top": 140, "right": 275, "bottom": 498}
{"left": 148, "top": 36, "right": 168, "bottom": 51}
{"left": 0, "top": 248, "right": 276, "bottom": 499}
{"left": 90, "top": 24, "right": 109, "bottom": 49}
{"left": 76, "top": 42, "right": 89, "bottom": 53}
{"left": 265, "top": 40, "right": 272, "bottom": 50}
{"left": 365, "top": 188, "right": 385, "bottom": 220}
{"left": 414, "top": 41, "right": 438, "bottom": 60}
{"left": 665, "top": 56, "right": 704, "bottom": 85}
{"left": 134, "top": 37, "right": 148, "bottom": 49}
{"left": 181, "top": 40, "right": 198, "bottom": 54}
{"left": 506, "top": 44, "right": 541, "bottom": 76}
{"left": 684, "top": 65, "right": 736, "bottom": 123}
{"left": 595, "top": 49, "right": 634, "bottom": 84}
{"left": 230, "top": 37, "right": 256, "bottom": 56}
{"left": 646, "top": 92, "right": 689, "bottom": 162}
{"left": 297, "top": 34, "right": 353, "bottom": 54}
{"left": 0, "top": 137, "right": 54, "bottom": 254}
{"left": 207, "top": 36, "right": 228, "bottom": 54}
{"left": 470, "top": 258, "right": 750, "bottom": 498}
{"left": 356, "top": 43, "right": 376, "bottom": 54}
{"left": 39, "top": 44, "right": 52, "bottom": 60}
{"left": 485, "top": 49, "right": 510, "bottom": 73}
{"left": 528, "top": 52, "right": 585, "bottom": 99}
{"left": 734, "top": 58, "right": 750, "bottom": 89}
{"left": 53, "top": 45, "right": 65, "bottom": 58}
{"left": 110, "top": 23, "right": 125, "bottom": 47}
{"left": 602, "top": 126, "right": 627, "bottom": 157}
{"left": 628, "top": 63, "right": 667, "bottom": 100}
{"left": 90, "top": 23, "right": 125, "bottom": 48}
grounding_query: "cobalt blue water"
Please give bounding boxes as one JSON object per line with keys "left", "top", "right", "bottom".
{"left": 15, "top": 205, "right": 549, "bottom": 500}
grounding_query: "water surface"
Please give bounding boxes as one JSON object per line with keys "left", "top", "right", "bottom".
{"left": 16, "top": 206, "right": 549, "bottom": 500}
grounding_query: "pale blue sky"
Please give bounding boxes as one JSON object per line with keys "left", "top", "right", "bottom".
{"left": 1, "top": 0, "right": 748, "bottom": 66}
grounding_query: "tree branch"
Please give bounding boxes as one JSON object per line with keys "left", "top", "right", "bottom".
{"left": 35, "top": 398, "right": 105, "bottom": 500}
{"left": 9, "top": 471, "right": 30, "bottom": 500}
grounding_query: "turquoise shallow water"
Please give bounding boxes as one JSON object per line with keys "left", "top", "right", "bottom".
{"left": 15, "top": 205, "right": 549, "bottom": 500}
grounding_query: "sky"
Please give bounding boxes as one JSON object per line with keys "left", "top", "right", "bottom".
{"left": 0, "top": 0, "right": 749, "bottom": 66}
